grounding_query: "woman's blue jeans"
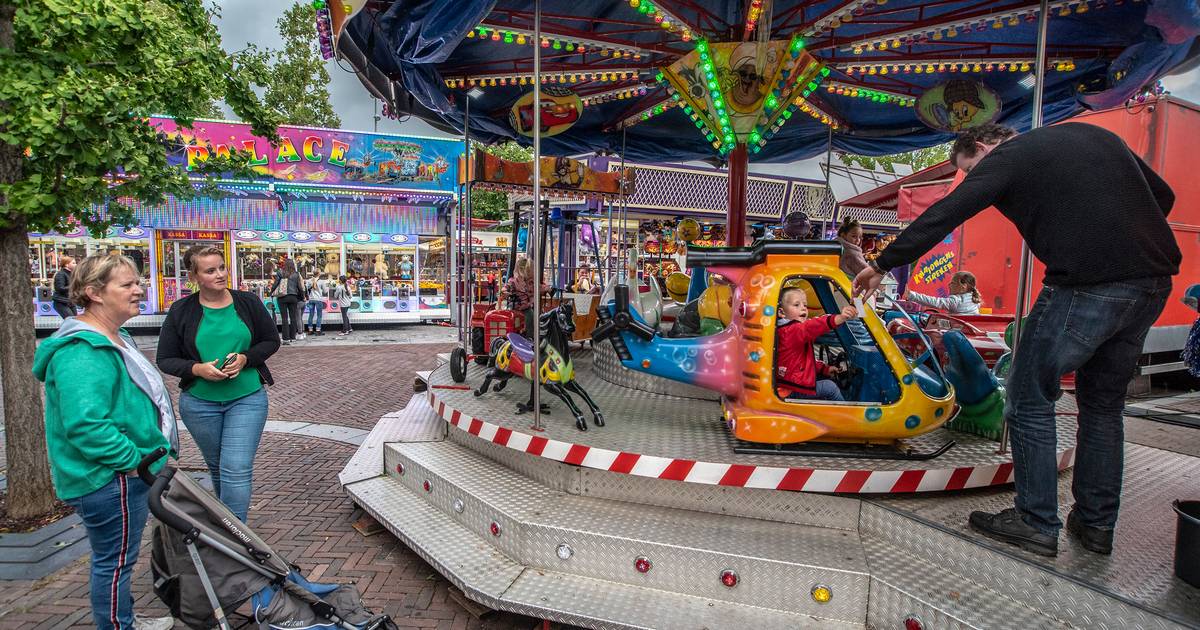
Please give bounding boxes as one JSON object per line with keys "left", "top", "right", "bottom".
{"left": 306, "top": 299, "right": 324, "bottom": 328}
{"left": 1005, "top": 277, "right": 1171, "bottom": 537}
{"left": 178, "top": 388, "right": 268, "bottom": 521}
{"left": 66, "top": 474, "right": 150, "bottom": 630}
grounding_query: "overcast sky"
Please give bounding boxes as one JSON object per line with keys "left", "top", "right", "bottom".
{"left": 213, "top": 1, "right": 1200, "bottom": 179}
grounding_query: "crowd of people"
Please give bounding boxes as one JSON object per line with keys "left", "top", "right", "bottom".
{"left": 265, "top": 261, "right": 359, "bottom": 342}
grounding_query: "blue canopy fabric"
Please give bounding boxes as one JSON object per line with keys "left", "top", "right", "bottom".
{"left": 342, "top": 0, "right": 1200, "bottom": 163}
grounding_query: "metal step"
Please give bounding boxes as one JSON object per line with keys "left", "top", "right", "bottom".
{"left": 346, "top": 475, "right": 861, "bottom": 630}
{"left": 860, "top": 502, "right": 1191, "bottom": 630}
{"left": 863, "top": 537, "right": 1069, "bottom": 629}
{"left": 338, "top": 395, "right": 445, "bottom": 487}
{"left": 383, "top": 439, "right": 870, "bottom": 623}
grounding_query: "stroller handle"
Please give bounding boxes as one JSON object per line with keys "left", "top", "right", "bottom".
{"left": 148, "top": 466, "right": 201, "bottom": 540}
{"left": 137, "top": 447, "right": 169, "bottom": 485}
{"left": 137, "top": 448, "right": 202, "bottom": 540}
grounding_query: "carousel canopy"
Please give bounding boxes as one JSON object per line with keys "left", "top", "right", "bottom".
{"left": 334, "top": 0, "right": 1200, "bottom": 163}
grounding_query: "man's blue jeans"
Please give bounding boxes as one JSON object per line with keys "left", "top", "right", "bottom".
{"left": 1006, "top": 277, "right": 1171, "bottom": 536}
{"left": 178, "top": 388, "right": 268, "bottom": 521}
{"left": 66, "top": 474, "right": 150, "bottom": 630}
{"left": 306, "top": 299, "right": 324, "bottom": 329}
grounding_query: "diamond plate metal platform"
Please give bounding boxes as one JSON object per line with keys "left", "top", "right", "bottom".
{"left": 340, "top": 359, "right": 1195, "bottom": 629}
{"left": 428, "top": 355, "right": 1078, "bottom": 492}
{"left": 347, "top": 474, "right": 859, "bottom": 629}
{"left": 382, "top": 439, "right": 870, "bottom": 622}
{"left": 871, "top": 442, "right": 1200, "bottom": 628}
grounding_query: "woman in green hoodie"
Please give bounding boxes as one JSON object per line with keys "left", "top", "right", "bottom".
{"left": 33, "top": 253, "right": 175, "bottom": 630}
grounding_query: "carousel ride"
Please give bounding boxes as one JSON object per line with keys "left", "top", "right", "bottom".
{"left": 327, "top": 0, "right": 1200, "bottom": 627}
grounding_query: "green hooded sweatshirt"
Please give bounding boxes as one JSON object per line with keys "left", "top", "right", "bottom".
{"left": 32, "top": 322, "right": 169, "bottom": 501}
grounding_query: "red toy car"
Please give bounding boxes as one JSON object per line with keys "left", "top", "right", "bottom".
{"left": 888, "top": 312, "right": 1009, "bottom": 368}
{"left": 470, "top": 302, "right": 524, "bottom": 365}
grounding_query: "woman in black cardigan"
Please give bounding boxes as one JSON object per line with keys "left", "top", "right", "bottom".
{"left": 156, "top": 246, "right": 280, "bottom": 520}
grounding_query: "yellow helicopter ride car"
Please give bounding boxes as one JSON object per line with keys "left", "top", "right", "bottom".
{"left": 593, "top": 240, "right": 969, "bottom": 452}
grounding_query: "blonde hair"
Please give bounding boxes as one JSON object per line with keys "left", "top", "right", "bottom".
{"left": 182, "top": 245, "right": 224, "bottom": 274}
{"left": 514, "top": 255, "right": 531, "bottom": 282}
{"left": 952, "top": 271, "right": 981, "bottom": 304}
{"left": 59, "top": 255, "right": 75, "bottom": 269}
{"left": 69, "top": 253, "right": 139, "bottom": 308}
{"left": 779, "top": 287, "right": 806, "bottom": 306}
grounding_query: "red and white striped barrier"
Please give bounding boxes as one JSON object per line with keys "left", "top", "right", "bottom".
{"left": 428, "top": 391, "right": 1076, "bottom": 494}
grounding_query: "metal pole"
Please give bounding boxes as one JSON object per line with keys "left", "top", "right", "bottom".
{"left": 617, "top": 126, "right": 628, "bottom": 284}
{"left": 464, "top": 100, "right": 474, "bottom": 336}
{"left": 727, "top": 143, "right": 749, "bottom": 246}
{"left": 998, "top": 0, "right": 1049, "bottom": 455}
{"left": 531, "top": 0, "right": 543, "bottom": 431}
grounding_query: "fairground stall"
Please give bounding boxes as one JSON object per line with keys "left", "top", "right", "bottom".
{"left": 329, "top": 0, "right": 1200, "bottom": 627}
{"left": 30, "top": 116, "right": 460, "bottom": 327}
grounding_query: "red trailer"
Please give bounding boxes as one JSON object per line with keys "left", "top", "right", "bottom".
{"left": 851, "top": 95, "right": 1200, "bottom": 370}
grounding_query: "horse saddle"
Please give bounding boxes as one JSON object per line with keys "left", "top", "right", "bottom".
{"left": 507, "top": 332, "right": 536, "bottom": 363}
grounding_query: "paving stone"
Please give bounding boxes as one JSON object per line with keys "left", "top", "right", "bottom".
{"left": 0, "top": 342, "right": 541, "bottom": 630}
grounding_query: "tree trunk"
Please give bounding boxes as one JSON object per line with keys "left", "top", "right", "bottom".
{"left": 0, "top": 2, "right": 57, "bottom": 519}
{"left": 0, "top": 225, "right": 54, "bottom": 519}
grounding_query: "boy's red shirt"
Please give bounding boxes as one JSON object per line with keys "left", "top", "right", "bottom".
{"left": 775, "top": 314, "right": 838, "bottom": 397}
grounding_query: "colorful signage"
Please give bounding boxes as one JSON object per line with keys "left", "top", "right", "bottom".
{"left": 661, "top": 39, "right": 826, "bottom": 152}
{"left": 508, "top": 87, "right": 582, "bottom": 137}
{"left": 909, "top": 229, "right": 963, "bottom": 298}
{"left": 916, "top": 80, "right": 1002, "bottom": 132}
{"left": 151, "top": 117, "right": 461, "bottom": 191}
{"left": 230, "top": 229, "right": 414, "bottom": 245}
{"left": 469, "top": 150, "right": 635, "bottom": 199}
{"left": 159, "top": 229, "right": 225, "bottom": 241}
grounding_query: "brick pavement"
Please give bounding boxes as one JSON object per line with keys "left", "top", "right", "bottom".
{"left": 152, "top": 342, "right": 454, "bottom": 431}
{"left": 0, "top": 340, "right": 548, "bottom": 630}
{"left": 0, "top": 431, "right": 537, "bottom": 629}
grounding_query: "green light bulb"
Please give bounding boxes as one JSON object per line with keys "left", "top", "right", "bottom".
{"left": 553, "top": 40, "right": 562, "bottom": 50}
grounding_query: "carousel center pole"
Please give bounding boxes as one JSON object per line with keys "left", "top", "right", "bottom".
{"left": 998, "top": 0, "right": 1049, "bottom": 455}
{"left": 727, "top": 142, "right": 749, "bottom": 247}
{"left": 530, "top": 0, "right": 543, "bottom": 432}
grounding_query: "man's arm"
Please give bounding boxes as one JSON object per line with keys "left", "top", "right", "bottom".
{"left": 1132, "top": 152, "right": 1174, "bottom": 217}
{"left": 874, "top": 155, "right": 1011, "bottom": 272}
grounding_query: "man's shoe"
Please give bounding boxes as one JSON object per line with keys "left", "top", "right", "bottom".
{"left": 969, "top": 508, "right": 1058, "bottom": 557}
{"left": 1066, "top": 509, "right": 1114, "bottom": 555}
{"left": 134, "top": 614, "right": 175, "bottom": 630}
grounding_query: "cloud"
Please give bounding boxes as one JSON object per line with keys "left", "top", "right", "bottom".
{"left": 1163, "top": 67, "right": 1200, "bottom": 104}
{"left": 211, "top": 0, "right": 451, "bottom": 138}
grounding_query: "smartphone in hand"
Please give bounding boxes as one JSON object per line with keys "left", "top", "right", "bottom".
{"left": 215, "top": 354, "right": 237, "bottom": 370}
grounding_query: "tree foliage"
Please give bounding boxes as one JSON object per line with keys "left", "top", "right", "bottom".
{"left": 838, "top": 143, "right": 951, "bottom": 174}
{"left": 0, "top": 0, "right": 280, "bottom": 234}
{"left": 245, "top": 2, "right": 340, "bottom": 129}
{"left": 0, "top": 0, "right": 278, "bottom": 518}
{"left": 469, "top": 141, "right": 533, "bottom": 223}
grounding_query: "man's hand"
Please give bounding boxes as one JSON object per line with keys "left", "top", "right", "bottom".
{"left": 853, "top": 266, "right": 884, "bottom": 299}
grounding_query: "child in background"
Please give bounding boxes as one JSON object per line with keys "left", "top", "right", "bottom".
{"left": 836, "top": 218, "right": 867, "bottom": 278}
{"left": 334, "top": 275, "right": 354, "bottom": 336}
{"left": 775, "top": 287, "right": 858, "bottom": 401}
{"left": 906, "top": 271, "right": 982, "bottom": 315}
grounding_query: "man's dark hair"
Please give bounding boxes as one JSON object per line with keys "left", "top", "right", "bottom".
{"left": 950, "top": 124, "right": 1017, "bottom": 167}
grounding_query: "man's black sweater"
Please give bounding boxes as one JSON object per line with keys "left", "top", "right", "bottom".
{"left": 875, "top": 123, "right": 1181, "bottom": 286}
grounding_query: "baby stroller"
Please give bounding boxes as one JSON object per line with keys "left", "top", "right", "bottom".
{"left": 137, "top": 448, "right": 396, "bottom": 630}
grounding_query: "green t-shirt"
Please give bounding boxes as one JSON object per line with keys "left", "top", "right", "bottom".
{"left": 188, "top": 303, "right": 262, "bottom": 402}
